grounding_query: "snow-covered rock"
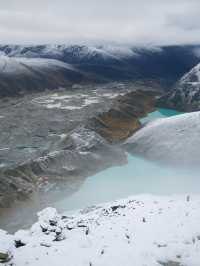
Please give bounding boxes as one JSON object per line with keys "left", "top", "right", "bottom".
{"left": 1, "top": 195, "right": 200, "bottom": 266}
{"left": 0, "top": 230, "right": 14, "bottom": 263}
{"left": 126, "top": 111, "right": 200, "bottom": 168}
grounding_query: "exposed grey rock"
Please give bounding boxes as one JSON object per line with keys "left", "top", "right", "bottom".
{"left": 0, "top": 250, "right": 12, "bottom": 263}
{"left": 158, "top": 261, "right": 181, "bottom": 266}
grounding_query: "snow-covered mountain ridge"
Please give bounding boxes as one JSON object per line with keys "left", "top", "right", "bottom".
{"left": 180, "top": 62, "right": 200, "bottom": 84}
{"left": 0, "top": 55, "right": 76, "bottom": 74}
{"left": 0, "top": 44, "right": 137, "bottom": 61}
{"left": 157, "top": 62, "right": 200, "bottom": 111}
{"left": 0, "top": 55, "right": 85, "bottom": 97}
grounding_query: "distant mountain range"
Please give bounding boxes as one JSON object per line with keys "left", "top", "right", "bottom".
{"left": 1, "top": 44, "right": 200, "bottom": 97}
{"left": 0, "top": 45, "right": 200, "bottom": 89}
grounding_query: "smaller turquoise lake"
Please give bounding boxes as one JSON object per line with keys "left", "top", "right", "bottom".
{"left": 140, "top": 108, "right": 182, "bottom": 123}
{"left": 54, "top": 108, "right": 200, "bottom": 213}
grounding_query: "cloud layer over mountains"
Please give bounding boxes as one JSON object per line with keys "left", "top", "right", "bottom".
{"left": 0, "top": 0, "right": 200, "bottom": 45}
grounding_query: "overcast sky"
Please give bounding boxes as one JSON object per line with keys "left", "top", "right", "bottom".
{"left": 0, "top": 0, "right": 200, "bottom": 46}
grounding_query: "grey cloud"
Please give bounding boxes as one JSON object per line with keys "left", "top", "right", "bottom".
{"left": 0, "top": 0, "right": 200, "bottom": 45}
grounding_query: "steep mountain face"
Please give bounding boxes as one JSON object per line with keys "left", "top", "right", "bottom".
{"left": 0, "top": 45, "right": 200, "bottom": 89}
{"left": 0, "top": 56, "right": 85, "bottom": 97}
{"left": 126, "top": 111, "right": 200, "bottom": 168}
{"left": 157, "top": 63, "right": 200, "bottom": 111}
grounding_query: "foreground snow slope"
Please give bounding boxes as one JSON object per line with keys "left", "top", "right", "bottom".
{"left": 1, "top": 195, "right": 200, "bottom": 266}
{"left": 127, "top": 111, "right": 200, "bottom": 168}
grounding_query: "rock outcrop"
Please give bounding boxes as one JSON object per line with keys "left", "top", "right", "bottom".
{"left": 0, "top": 230, "right": 13, "bottom": 263}
{"left": 88, "top": 90, "right": 157, "bottom": 142}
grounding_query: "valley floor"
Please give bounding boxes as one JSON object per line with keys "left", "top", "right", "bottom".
{"left": 1, "top": 194, "right": 200, "bottom": 266}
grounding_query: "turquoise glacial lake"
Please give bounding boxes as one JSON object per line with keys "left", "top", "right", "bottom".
{"left": 54, "top": 108, "right": 200, "bottom": 213}
{"left": 2, "top": 108, "right": 199, "bottom": 233}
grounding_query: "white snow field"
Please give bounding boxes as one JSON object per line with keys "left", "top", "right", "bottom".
{"left": 127, "top": 111, "right": 200, "bottom": 168}
{"left": 1, "top": 195, "right": 200, "bottom": 266}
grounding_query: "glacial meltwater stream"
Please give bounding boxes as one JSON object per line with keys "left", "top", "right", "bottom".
{"left": 2, "top": 108, "right": 200, "bottom": 233}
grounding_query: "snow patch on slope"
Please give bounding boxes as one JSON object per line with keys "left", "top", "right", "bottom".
{"left": 0, "top": 55, "right": 76, "bottom": 74}
{"left": 180, "top": 62, "right": 200, "bottom": 85}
